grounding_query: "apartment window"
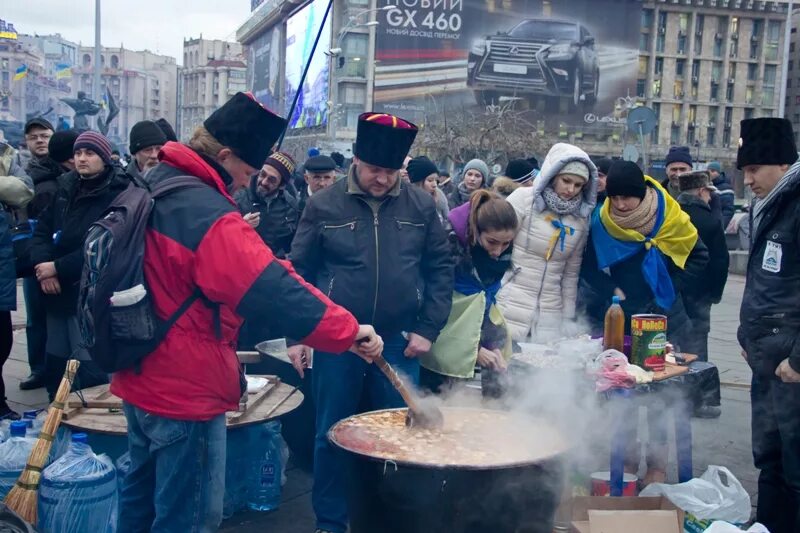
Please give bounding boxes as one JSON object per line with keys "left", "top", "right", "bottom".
{"left": 676, "top": 59, "right": 686, "bottom": 77}
{"left": 687, "top": 127, "right": 696, "bottom": 145}
{"left": 658, "top": 12, "right": 667, "bottom": 31}
{"left": 713, "top": 38, "right": 723, "bottom": 58}
{"left": 762, "top": 91, "right": 775, "bottom": 107}
{"left": 657, "top": 34, "right": 665, "bottom": 53}
{"left": 348, "top": 0, "right": 369, "bottom": 6}
{"left": 671, "top": 125, "right": 681, "bottom": 145}
{"left": 729, "top": 16, "right": 739, "bottom": 36}
{"left": 748, "top": 63, "right": 758, "bottom": 81}
{"left": 707, "top": 128, "right": 716, "bottom": 146}
{"left": 709, "top": 106, "right": 719, "bottom": 125}
{"left": 674, "top": 80, "right": 684, "bottom": 99}
{"left": 766, "top": 20, "right": 781, "bottom": 61}
{"left": 723, "top": 127, "right": 731, "bottom": 146}
{"left": 679, "top": 14, "right": 689, "bottom": 33}
{"left": 639, "top": 57, "right": 649, "bottom": 77}
{"left": 724, "top": 106, "right": 733, "bottom": 125}
{"left": 652, "top": 103, "right": 661, "bottom": 144}
{"left": 711, "top": 83, "right": 719, "bottom": 101}
{"left": 641, "top": 9, "right": 654, "bottom": 28}
{"left": 341, "top": 83, "right": 366, "bottom": 105}
{"left": 652, "top": 79, "right": 662, "bottom": 97}
{"left": 342, "top": 33, "right": 369, "bottom": 77}
{"left": 696, "top": 14, "right": 705, "bottom": 33}
{"left": 745, "top": 108, "right": 755, "bottom": 120}
{"left": 637, "top": 79, "right": 646, "bottom": 98}
{"left": 688, "top": 105, "right": 697, "bottom": 123}
{"left": 678, "top": 34, "right": 687, "bottom": 55}
{"left": 745, "top": 87, "right": 754, "bottom": 104}
{"left": 712, "top": 61, "right": 723, "bottom": 82}
{"left": 794, "top": 113, "right": 800, "bottom": 123}
{"left": 691, "top": 84, "right": 698, "bottom": 99}
{"left": 750, "top": 41, "right": 759, "bottom": 59}
{"left": 655, "top": 57, "right": 663, "bottom": 75}
{"left": 792, "top": 43, "right": 796, "bottom": 53}
{"left": 753, "top": 19, "right": 763, "bottom": 39}
{"left": 672, "top": 104, "right": 681, "bottom": 123}
{"left": 111, "top": 55, "right": 119, "bottom": 69}
{"left": 726, "top": 82, "right": 734, "bottom": 101}
{"left": 639, "top": 33, "right": 650, "bottom": 52}
{"left": 764, "top": 64, "right": 777, "bottom": 86}
{"left": 691, "top": 60, "right": 700, "bottom": 79}
{"left": 83, "top": 54, "right": 91, "bottom": 66}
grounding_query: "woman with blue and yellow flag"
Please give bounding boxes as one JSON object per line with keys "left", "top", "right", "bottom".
{"left": 496, "top": 143, "right": 598, "bottom": 342}
{"left": 419, "top": 190, "right": 519, "bottom": 393}
{"left": 581, "top": 160, "right": 709, "bottom": 485}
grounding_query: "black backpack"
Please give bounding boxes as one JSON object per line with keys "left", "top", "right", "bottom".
{"left": 77, "top": 176, "right": 211, "bottom": 373}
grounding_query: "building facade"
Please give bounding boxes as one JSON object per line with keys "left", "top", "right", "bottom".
{"left": 178, "top": 38, "right": 247, "bottom": 141}
{"left": 237, "top": 0, "right": 792, "bottom": 174}
{"left": 72, "top": 47, "right": 178, "bottom": 151}
{"left": 786, "top": 8, "right": 800, "bottom": 142}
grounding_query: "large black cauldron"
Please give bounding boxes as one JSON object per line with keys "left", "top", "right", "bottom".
{"left": 329, "top": 408, "right": 566, "bottom": 533}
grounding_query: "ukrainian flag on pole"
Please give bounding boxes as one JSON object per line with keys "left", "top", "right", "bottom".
{"left": 55, "top": 63, "right": 72, "bottom": 79}
{"left": 13, "top": 64, "right": 27, "bottom": 81}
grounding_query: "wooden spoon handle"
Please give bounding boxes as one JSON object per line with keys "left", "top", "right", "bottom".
{"left": 373, "top": 354, "right": 421, "bottom": 412}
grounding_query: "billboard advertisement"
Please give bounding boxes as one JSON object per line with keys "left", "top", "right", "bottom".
{"left": 374, "top": 0, "right": 641, "bottom": 129}
{"left": 285, "top": 0, "right": 332, "bottom": 129}
{"left": 249, "top": 26, "right": 282, "bottom": 112}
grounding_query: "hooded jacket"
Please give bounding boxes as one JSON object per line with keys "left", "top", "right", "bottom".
{"left": 738, "top": 161, "right": 800, "bottom": 377}
{"left": 712, "top": 172, "right": 736, "bottom": 229}
{"left": 111, "top": 142, "right": 360, "bottom": 421}
{"left": 30, "top": 164, "right": 132, "bottom": 316}
{"left": 26, "top": 156, "right": 67, "bottom": 219}
{"left": 0, "top": 143, "right": 33, "bottom": 311}
{"left": 234, "top": 176, "right": 300, "bottom": 258}
{"left": 496, "top": 143, "right": 597, "bottom": 341}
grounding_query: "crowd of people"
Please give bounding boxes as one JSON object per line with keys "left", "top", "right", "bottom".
{"left": 0, "top": 95, "right": 797, "bottom": 533}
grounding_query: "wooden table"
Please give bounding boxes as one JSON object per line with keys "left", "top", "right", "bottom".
{"left": 61, "top": 377, "right": 304, "bottom": 437}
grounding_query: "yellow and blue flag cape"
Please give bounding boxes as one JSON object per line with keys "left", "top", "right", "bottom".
{"left": 591, "top": 177, "right": 697, "bottom": 310}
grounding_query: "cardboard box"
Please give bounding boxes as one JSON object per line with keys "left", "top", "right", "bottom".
{"left": 570, "top": 496, "right": 685, "bottom": 533}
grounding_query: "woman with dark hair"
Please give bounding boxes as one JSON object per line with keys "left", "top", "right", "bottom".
{"left": 420, "top": 189, "right": 519, "bottom": 392}
{"left": 407, "top": 156, "right": 449, "bottom": 225}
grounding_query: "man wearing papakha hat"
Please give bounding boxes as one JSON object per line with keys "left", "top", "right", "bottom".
{"left": 736, "top": 117, "right": 800, "bottom": 533}
{"left": 109, "top": 93, "right": 384, "bottom": 533}
{"left": 676, "top": 170, "right": 729, "bottom": 418}
{"left": 291, "top": 112, "right": 454, "bottom": 533}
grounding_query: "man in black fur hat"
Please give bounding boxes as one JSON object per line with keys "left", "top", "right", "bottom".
{"left": 291, "top": 112, "right": 453, "bottom": 533}
{"left": 737, "top": 117, "right": 800, "bottom": 533}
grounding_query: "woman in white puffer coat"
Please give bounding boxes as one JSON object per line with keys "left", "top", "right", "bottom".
{"left": 496, "top": 143, "right": 598, "bottom": 342}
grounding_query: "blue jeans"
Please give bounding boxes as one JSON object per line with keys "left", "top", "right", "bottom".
{"left": 312, "top": 333, "right": 418, "bottom": 533}
{"left": 118, "top": 403, "right": 226, "bottom": 533}
{"left": 22, "top": 276, "right": 46, "bottom": 377}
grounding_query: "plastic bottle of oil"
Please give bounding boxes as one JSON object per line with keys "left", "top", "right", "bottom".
{"left": 603, "top": 296, "right": 625, "bottom": 354}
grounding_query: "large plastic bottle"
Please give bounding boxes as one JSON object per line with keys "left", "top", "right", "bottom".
{"left": 603, "top": 295, "right": 626, "bottom": 355}
{"left": 0, "top": 421, "right": 36, "bottom": 499}
{"left": 22, "top": 410, "right": 43, "bottom": 440}
{"left": 247, "top": 422, "right": 285, "bottom": 512}
{"left": 39, "top": 433, "right": 117, "bottom": 533}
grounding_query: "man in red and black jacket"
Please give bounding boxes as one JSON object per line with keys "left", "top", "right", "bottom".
{"left": 111, "top": 92, "right": 383, "bottom": 533}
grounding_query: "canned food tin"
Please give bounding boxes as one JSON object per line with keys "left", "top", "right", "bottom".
{"left": 630, "top": 314, "right": 668, "bottom": 371}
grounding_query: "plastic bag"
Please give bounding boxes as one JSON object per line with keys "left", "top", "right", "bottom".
{"left": 640, "top": 466, "right": 751, "bottom": 523}
{"left": 38, "top": 435, "right": 118, "bottom": 533}
{"left": 703, "top": 523, "right": 770, "bottom": 533}
{"left": 0, "top": 432, "right": 37, "bottom": 499}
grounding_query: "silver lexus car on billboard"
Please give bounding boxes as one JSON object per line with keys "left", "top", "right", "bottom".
{"left": 467, "top": 18, "right": 599, "bottom": 110}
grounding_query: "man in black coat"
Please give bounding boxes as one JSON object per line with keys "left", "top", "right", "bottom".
{"left": 30, "top": 131, "right": 131, "bottom": 400}
{"left": 235, "top": 150, "right": 300, "bottom": 259}
{"left": 20, "top": 130, "right": 79, "bottom": 390}
{"left": 677, "top": 170, "right": 729, "bottom": 418}
{"left": 297, "top": 154, "right": 337, "bottom": 213}
{"left": 125, "top": 120, "right": 167, "bottom": 184}
{"left": 291, "top": 112, "right": 453, "bottom": 533}
{"left": 736, "top": 118, "right": 800, "bottom": 533}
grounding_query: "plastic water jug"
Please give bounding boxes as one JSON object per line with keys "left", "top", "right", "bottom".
{"left": 39, "top": 433, "right": 117, "bottom": 533}
{"left": 247, "top": 422, "right": 286, "bottom": 511}
{"left": 0, "top": 421, "right": 36, "bottom": 499}
{"left": 22, "top": 410, "right": 43, "bottom": 440}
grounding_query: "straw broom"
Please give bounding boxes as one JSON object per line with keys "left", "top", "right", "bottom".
{"left": 5, "top": 359, "right": 80, "bottom": 525}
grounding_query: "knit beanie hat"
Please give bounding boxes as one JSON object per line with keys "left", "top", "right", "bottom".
{"left": 706, "top": 161, "right": 722, "bottom": 173}
{"left": 407, "top": 156, "right": 439, "bottom": 183}
{"left": 665, "top": 146, "right": 693, "bottom": 168}
{"left": 606, "top": 161, "right": 647, "bottom": 200}
{"left": 74, "top": 131, "right": 113, "bottom": 165}
{"left": 129, "top": 120, "right": 168, "bottom": 155}
{"left": 330, "top": 151, "right": 345, "bottom": 168}
{"left": 505, "top": 159, "right": 536, "bottom": 183}
{"left": 559, "top": 161, "right": 590, "bottom": 180}
{"left": 462, "top": 158, "right": 489, "bottom": 184}
{"left": 155, "top": 118, "right": 178, "bottom": 142}
{"left": 264, "top": 151, "right": 296, "bottom": 184}
{"left": 48, "top": 130, "right": 80, "bottom": 164}
{"left": 594, "top": 157, "right": 614, "bottom": 176}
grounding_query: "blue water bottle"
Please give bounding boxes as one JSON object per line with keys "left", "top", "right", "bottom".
{"left": 247, "top": 422, "right": 284, "bottom": 511}
{"left": 0, "top": 421, "right": 35, "bottom": 499}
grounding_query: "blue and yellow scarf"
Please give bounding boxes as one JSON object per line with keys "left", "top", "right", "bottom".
{"left": 591, "top": 177, "right": 698, "bottom": 309}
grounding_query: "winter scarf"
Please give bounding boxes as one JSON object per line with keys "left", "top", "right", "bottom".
{"left": 609, "top": 186, "right": 659, "bottom": 237}
{"left": 542, "top": 186, "right": 583, "bottom": 216}
{"left": 592, "top": 177, "right": 698, "bottom": 309}
{"left": 752, "top": 159, "right": 800, "bottom": 237}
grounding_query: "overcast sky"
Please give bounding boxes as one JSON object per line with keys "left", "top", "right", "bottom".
{"left": 1, "top": 0, "right": 253, "bottom": 65}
